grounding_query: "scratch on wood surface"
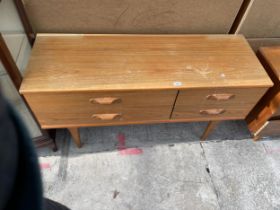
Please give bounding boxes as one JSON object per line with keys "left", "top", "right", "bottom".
{"left": 185, "top": 65, "right": 211, "bottom": 78}
{"left": 220, "top": 73, "right": 226, "bottom": 78}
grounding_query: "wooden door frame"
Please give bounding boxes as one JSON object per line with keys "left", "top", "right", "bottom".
{"left": 0, "top": 33, "right": 57, "bottom": 151}
{"left": 13, "top": 0, "right": 36, "bottom": 46}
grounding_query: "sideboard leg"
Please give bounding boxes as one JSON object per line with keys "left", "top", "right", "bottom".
{"left": 253, "top": 135, "right": 261, "bottom": 141}
{"left": 201, "top": 121, "right": 220, "bottom": 141}
{"left": 68, "top": 127, "right": 82, "bottom": 148}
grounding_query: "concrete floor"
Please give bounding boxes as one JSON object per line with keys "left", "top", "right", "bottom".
{"left": 37, "top": 121, "right": 280, "bottom": 210}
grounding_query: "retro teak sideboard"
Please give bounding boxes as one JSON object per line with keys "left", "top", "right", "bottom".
{"left": 20, "top": 34, "right": 272, "bottom": 147}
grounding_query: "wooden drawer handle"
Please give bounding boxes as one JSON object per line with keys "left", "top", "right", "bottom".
{"left": 91, "top": 113, "right": 121, "bottom": 120}
{"left": 206, "top": 94, "right": 235, "bottom": 101}
{"left": 200, "top": 109, "right": 225, "bottom": 115}
{"left": 89, "top": 97, "right": 121, "bottom": 105}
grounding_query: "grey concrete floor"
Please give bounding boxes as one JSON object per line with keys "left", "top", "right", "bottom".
{"left": 37, "top": 121, "right": 280, "bottom": 210}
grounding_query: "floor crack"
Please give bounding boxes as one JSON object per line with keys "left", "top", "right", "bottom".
{"left": 58, "top": 130, "right": 70, "bottom": 182}
{"left": 200, "top": 142, "right": 222, "bottom": 210}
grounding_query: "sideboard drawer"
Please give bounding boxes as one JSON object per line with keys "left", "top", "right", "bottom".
{"left": 172, "top": 88, "right": 267, "bottom": 121}
{"left": 24, "top": 90, "right": 177, "bottom": 127}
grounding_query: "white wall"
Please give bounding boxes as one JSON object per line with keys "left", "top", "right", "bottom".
{"left": 0, "top": 0, "right": 41, "bottom": 137}
{"left": 0, "top": 0, "right": 24, "bottom": 32}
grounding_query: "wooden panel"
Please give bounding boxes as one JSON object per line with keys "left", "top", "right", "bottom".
{"left": 247, "top": 86, "right": 280, "bottom": 134}
{"left": 238, "top": 0, "right": 280, "bottom": 38}
{"left": 24, "top": 90, "right": 177, "bottom": 127}
{"left": 272, "top": 107, "right": 280, "bottom": 118}
{"left": 22, "top": 0, "right": 243, "bottom": 34}
{"left": 172, "top": 87, "right": 267, "bottom": 121}
{"left": 247, "top": 38, "right": 280, "bottom": 52}
{"left": 0, "top": 34, "right": 24, "bottom": 75}
{"left": 259, "top": 47, "right": 280, "bottom": 81}
{"left": 20, "top": 34, "right": 272, "bottom": 93}
{"left": 257, "top": 120, "right": 280, "bottom": 137}
{"left": 246, "top": 47, "right": 280, "bottom": 134}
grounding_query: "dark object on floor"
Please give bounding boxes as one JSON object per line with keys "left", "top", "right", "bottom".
{"left": 44, "top": 198, "right": 70, "bottom": 210}
{"left": 0, "top": 93, "right": 70, "bottom": 210}
{"left": 113, "top": 190, "right": 120, "bottom": 199}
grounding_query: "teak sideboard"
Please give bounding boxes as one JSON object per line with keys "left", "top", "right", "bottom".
{"left": 20, "top": 34, "right": 272, "bottom": 147}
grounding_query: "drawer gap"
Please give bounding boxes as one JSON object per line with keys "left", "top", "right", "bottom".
{"left": 169, "top": 90, "right": 180, "bottom": 119}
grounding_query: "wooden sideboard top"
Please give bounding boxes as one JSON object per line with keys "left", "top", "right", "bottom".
{"left": 20, "top": 34, "right": 272, "bottom": 93}
{"left": 259, "top": 47, "right": 280, "bottom": 81}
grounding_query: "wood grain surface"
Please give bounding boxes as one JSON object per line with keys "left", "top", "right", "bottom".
{"left": 20, "top": 34, "right": 272, "bottom": 93}
{"left": 23, "top": 90, "right": 177, "bottom": 127}
{"left": 172, "top": 87, "right": 267, "bottom": 120}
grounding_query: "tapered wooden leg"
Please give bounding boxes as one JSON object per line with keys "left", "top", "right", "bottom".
{"left": 201, "top": 121, "right": 220, "bottom": 141}
{"left": 253, "top": 135, "right": 261, "bottom": 141}
{"left": 68, "top": 127, "right": 82, "bottom": 148}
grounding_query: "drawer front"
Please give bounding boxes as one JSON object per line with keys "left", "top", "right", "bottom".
{"left": 24, "top": 90, "right": 177, "bottom": 127}
{"left": 256, "top": 120, "right": 280, "bottom": 137}
{"left": 172, "top": 88, "right": 267, "bottom": 121}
